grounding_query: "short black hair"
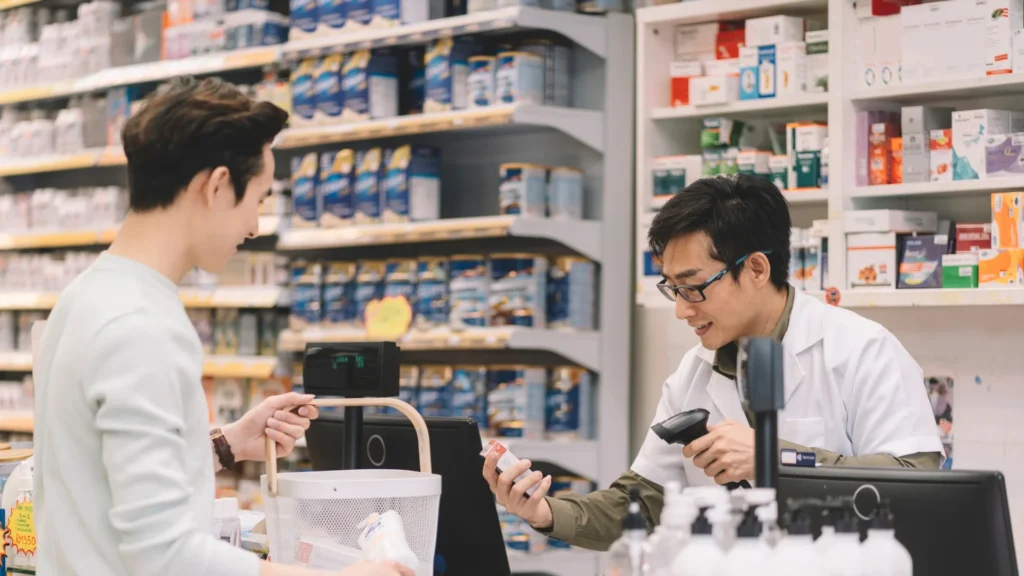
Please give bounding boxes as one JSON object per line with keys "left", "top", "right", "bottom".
{"left": 648, "top": 175, "right": 791, "bottom": 289}
{"left": 122, "top": 76, "right": 289, "bottom": 211}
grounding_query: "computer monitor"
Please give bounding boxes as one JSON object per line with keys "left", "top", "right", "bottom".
{"left": 305, "top": 413, "right": 512, "bottom": 576}
{"left": 778, "top": 467, "right": 1017, "bottom": 576}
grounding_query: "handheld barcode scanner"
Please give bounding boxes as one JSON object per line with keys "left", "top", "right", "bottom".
{"left": 737, "top": 336, "right": 785, "bottom": 490}
{"left": 302, "top": 342, "right": 401, "bottom": 470}
{"left": 651, "top": 408, "right": 750, "bottom": 490}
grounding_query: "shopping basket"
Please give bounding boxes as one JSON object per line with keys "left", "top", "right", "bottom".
{"left": 262, "top": 398, "right": 441, "bottom": 575}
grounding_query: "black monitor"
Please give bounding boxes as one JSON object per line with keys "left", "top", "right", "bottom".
{"left": 778, "top": 467, "right": 1017, "bottom": 576}
{"left": 305, "top": 413, "right": 511, "bottom": 576}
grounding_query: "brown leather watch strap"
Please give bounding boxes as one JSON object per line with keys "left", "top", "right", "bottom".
{"left": 210, "top": 427, "right": 236, "bottom": 470}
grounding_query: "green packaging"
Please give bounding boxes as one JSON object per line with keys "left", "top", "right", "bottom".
{"left": 941, "top": 253, "right": 979, "bottom": 289}
{"left": 700, "top": 117, "right": 746, "bottom": 148}
{"left": 702, "top": 149, "right": 722, "bottom": 176}
{"left": 794, "top": 150, "right": 821, "bottom": 189}
{"left": 769, "top": 155, "right": 789, "bottom": 190}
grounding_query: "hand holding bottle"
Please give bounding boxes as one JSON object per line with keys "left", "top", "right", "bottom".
{"left": 482, "top": 453, "right": 554, "bottom": 529}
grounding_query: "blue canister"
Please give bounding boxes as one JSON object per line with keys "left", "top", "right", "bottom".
{"left": 414, "top": 257, "right": 448, "bottom": 330}
{"left": 322, "top": 261, "right": 357, "bottom": 326}
{"left": 290, "top": 0, "right": 318, "bottom": 33}
{"left": 547, "top": 256, "right": 596, "bottom": 330}
{"left": 384, "top": 258, "right": 418, "bottom": 308}
{"left": 344, "top": 0, "right": 372, "bottom": 25}
{"left": 417, "top": 365, "right": 453, "bottom": 417}
{"left": 486, "top": 365, "right": 547, "bottom": 439}
{"left": 354, "top": 260, "right": 386, "bottom": 328}
{"left": 489, "top": 254, "right": 548, "bottom": 328}
{"left": 314, "top": 53, "right": 344, "bottom": 119}
{"left": 319, "top": 149, "right": 355, "bottom": 226}
{"left": 354, "top": 147, "right": 383, "bottom": 224}
{"left": 288, "top": 260, "right": 323, "bottom": 329}
{"left": 290, "top": 153, "right": 320, "bottom": 226}
{"left": 548, "top": 166, "right": 584, "bottom": 220}
{"left": 546, "top": 366, "right": 594, "bottom": 439}
{"left": 451, "top": 364, "right": 487, "bottom": 426}
{"left": 467, "top": 55, "right": 495, "bottom": 108}
{"left": 290, "top": 58, "right": 318, "bottom": 120}
{"left": 448, "top": 254, "right": 489, "bottom": 329}
{"left": 317, "top": 0, "right": 345, "bottom": 29}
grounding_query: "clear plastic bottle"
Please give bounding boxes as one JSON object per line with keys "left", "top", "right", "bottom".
{"left": 719, "top": 507, "right": 773, "bottom": 576}
{"left": 862, "top": 502, "right": 911, "bottom": 576}
{"left": 775, "top": 504, "right": 823, "bottom": 576}
{"left": 828, "top": 504, "right": 866, "bottom": 576}
{"left": 671, "top": 493, "right": 730, "bottom": 576}
{"left": 607, "top": 488, "right": 650, "bottom": 576}
{"left": 647, "top": 482, "right": 696, "bottom": 576}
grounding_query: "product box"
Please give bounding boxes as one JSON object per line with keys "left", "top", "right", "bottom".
{"left": 952, "top": 109, "right": 1012, "bottom": 180}
{"left": 776, "top": 41, "right": 806, "bottom": 95}
{"left": 651, "top": 155, "right": 702, "bottom": 210}
{"left": 291, "top": 152, "right": 321, "bottom": 228}
{"left": 314, "top": 53, "right": 344, "bottom": 120}
{"left": 342, "top": 49, "right": 398, "bottom": 122}
{"left": 745, "top": 15, "right": 804, "bottom": 47}
{"left": 986, "top": 0, "right": 1023, "bottom": 76}
{"left": 689, "top": 75, "right": 738, "bottom": 105}
{"left": 757, "top": 45, "right": 776, "bottom": 98}
{"left": 856, "top": 110, "right": 900, "bottom": 186}
{"left": 869, "top": 122, "right": 898, "bottom": 186}
{"left": 955, "top": 222, "right": 993, "bottom": 252}
{"left": 805, "top": 29, "right": 829, "bottom": 93}
{"left": 319, "top": 149, "right": 355, "bottom": 227}
{"left": 979, "top": 248, "right": 1024, "bottom": 287}
{"left": 769, "top": 155, "right": 789, "bottom": 190}
{"left": 382, "top": 144, "right": 441, "bottom": 223}
{"left": 738, "top": 46, "right": 759, "bottom": 100}
{"left": 876, "top": 15, "right": 902, "bottom": 86}
{"left": 1014, "top": 28, "right": 1024, "bottom": 73}
{"left": 902, "top": 133, "right": 929, "bottom": 183}
{"left": 898, "top": 233, "right": 947, "bottom": 289}
{"left": 844, "top": 209, "right": 938, "bottom": 233}
{"left": 716, "top": 28, "right": 745, "bottom": 59}
{"left": 857, "top": 0, "right": 922, "bottom": 17}
{"left": 424, "top": 36, "right": 479, "bottom": 113}
{"left": 703, "top": 58, "right": 740, "bottom": 76}
{"left": 785, "top": 122, "right": 827, "bottom": 190}
{"left": 354, "top": 147, "right": 384, "bottom": 224}
{"left": 674, "top": 21, "right": 742, "bottom": 60}
{"left": 701, "top": 117, "right": 745, "bottom": 147}
{"left": 794, "top": 151, "right": 821, "bottom": 189}
{"left": 737, "top": 150, "right": 771, "bottom": 178}
{"left": 847, "top": 232, "right": 898, "bottom": 289}
{"left": 901, "top": 105, "right": 951, "bottom": 183}
{"left": 900, "top": 3, "right": 940, "bottom": 85}
{"left": 891, "top": 137, "right": 903, "bottom": 184}
{"left": 992, "top": 192, "right": 1024, "bottom": 248}
{"left": 985, "top": 133, "right": 1024, "bottom": 178}
{"left": 942, "top": 253, "right": 980, "bottom": 288}
{"left": 930, "top": 129, "right": 953, "bottom": 181}
{"left": 670, "top": 61, "right": 703, "bottom": 106}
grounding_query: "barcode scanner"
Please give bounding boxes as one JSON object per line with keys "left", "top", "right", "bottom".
{"left": 651, "top": 408, "right": 751, "bottom": 490}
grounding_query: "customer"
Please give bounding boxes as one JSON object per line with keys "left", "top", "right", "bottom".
{"left": 33, "top": 77, "right": 410, "bottom": 576}
{"left": 483, "top": 175, "right": 943, "bottom": 550}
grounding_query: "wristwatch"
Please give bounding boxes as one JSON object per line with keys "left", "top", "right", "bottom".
{"left": 210, "top": 427, "right": 236, "bottom": 470}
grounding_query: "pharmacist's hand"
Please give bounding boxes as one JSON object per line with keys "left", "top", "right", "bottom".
{"left": 683, "top": 420, "right": 755, "bottom": 485}
{"left": 483, "top": 452, "right": 554, "bottom": 530}
{"left": 223, "top": 392, "right": 320, "bottom": 462}
{"left": 339, "top": 561, "right": 414, "bottom": 576}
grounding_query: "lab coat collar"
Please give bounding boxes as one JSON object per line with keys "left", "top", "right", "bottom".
{"left": 694, "top": 289, "right": 824, "bottom": 413}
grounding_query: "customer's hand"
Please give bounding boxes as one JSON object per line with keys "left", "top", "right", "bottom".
{"left": 223, "top": 392, "right": 320, "bottom": 462}
{"left": 340, "top": 561, "right": 414, "bottom": 576}
{"left": 682, "top": 420, "right": 755, "bottom": 485}
{"left": 482, "top": 452, "right": 553, "bottom": 530}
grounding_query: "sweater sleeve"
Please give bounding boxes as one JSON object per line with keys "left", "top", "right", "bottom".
{"left": 85, "top": 312, "right": 259, "bottom": 576}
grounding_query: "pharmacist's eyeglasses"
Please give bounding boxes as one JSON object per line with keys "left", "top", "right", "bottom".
{"left": 657, "top": 251, "right": 773, "bottom": 304}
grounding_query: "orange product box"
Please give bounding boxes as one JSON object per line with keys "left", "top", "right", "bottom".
{"left": 891, "top": 137, "right": 903, "bottom": 184}
{"left": 670, "top": 61, "right": 704, "bottom": 107}
{"left": 979, "top": 248, "right": 1024, "bottom": 287}
{"left": 716, "top": 29, "right": 745, "bottom": 59}
{"left": 991, "top": 192, "right": 1024, "bottom": 249}
{"left": 869, "top": 122, "right": 898, "bottom": 185}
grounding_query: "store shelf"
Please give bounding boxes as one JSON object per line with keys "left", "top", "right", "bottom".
{"left": 0, "top": 0, "right": 38, "bottom": 10}
{"left": 281, "top": 326, "right": 601, "bottom": 371}
{"left": 0, "top": 292, "right": 59, "bottom": 311}
{"left": 203, "top": 355, "right": 278, "bottom": 379}
{"left": 178, "top": 285, "right": 289, "bottom": 308}
{"left": 0, "top": 413, "right": 34, "bottom": 434}
{"left": 650, "top": 92, "right": 828, "bottom": 120}
{"left": 0, "top": 147, "right": 126, "bottom": 176}
{"left": 284, "top": 7, "right": 608, "bottom": 59}
{"left": 636, "top": 0, "right": 827, "bottom": 25}
{"left": 784, "top": 189, "right": 829, "bottom": 204}
{"left": 276, "top": 105, "right": 604, "bottom": 153}
{"left": 483, "top": 438, "right": 599, "bottom": 480}
{"left": 850, "top": 177, "right": 1024, "bottom": 199}
{"left": 258, "top": 215, "right": 285, "bottom": 237}
{"left": 834, "top": 288, "right": 1024, "bottom": 308}
{"left": 0, "top": 353, "right": 32, "bottom": 372}
{"left": 852, "top": 74, "right": 1024, "bottom": 104}
{"left": 278, "top": 215, "right": 603, "bottom": 261}
{"left": 507, "top": 549, "right": 600, "bottom": 576}
{"left": 0, "top": 227, "right": 118, "bottom": 251}
{"left": 0, "top": 46, "right": 279, "bottom": 106}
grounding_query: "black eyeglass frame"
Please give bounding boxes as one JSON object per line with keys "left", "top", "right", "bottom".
{"left": 656, "top": 250, "right": 774, "bottom": 303}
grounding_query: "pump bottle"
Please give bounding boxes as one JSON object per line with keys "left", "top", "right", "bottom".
{"left": 862, "top": 502, "right": 911, "bottom": 576}
{"left": 670, "top": 492, "right": 729, "bottom": 576}
{"left": 827, "top": 504, "right": 866, "bottom": 576}
{"left": 720, "top": 506, "right": 773, "bottom": 576}
{"left": 816, "top": 500, "right": 837, "bottom": 564}
{"left": 607, "top": 488, "right": 650, "bottom": 576}
{"left": 647, "top": 482, "right": 696, "bottom": 576}
{"left": 774, "top": 504, "right": 822, "bottom": 576}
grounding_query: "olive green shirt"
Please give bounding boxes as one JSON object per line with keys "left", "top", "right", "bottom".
{"left": 542, "top": 285, "right": 940, "bottom": 551}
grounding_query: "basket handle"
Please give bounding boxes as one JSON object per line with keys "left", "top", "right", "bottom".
{"left": 265, "top": 398, "right": 432, "bottom": 497}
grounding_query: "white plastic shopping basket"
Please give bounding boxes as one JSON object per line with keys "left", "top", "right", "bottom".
{"left": 262, "top": 398, "right": 441, "bottom": 575}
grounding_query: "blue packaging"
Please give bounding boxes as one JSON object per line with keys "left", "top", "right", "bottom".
{"left": 290, "top": 0, "right": 318, "bottom": 33}
{"left": 548, "top": 256, "right": 595, "bottom": 330}
{"left": 319, "top": 149, "right": 355, "bottom": 226}
{"left": 343, "top": 50, "right": 398, "bottom": 122}
{"left": 371, "top": 0, "right": 428, "bottom": 26}
{"left": 897, "top": 234, "right": 945, "bottom": 289}
{"left": 401, "top": 47, "right": 426, "bottom": 115}
{"left": 467, "top": 56, "right": 495, "bottom": 108}
{"left": 546, "top": 366, "right": 594, "bottom": 439}
{"left": 414, "top": 257, "right": 448, "bottom": 330}
{"left": 417, "top": 365, "right": 453, "bottom": 417}
{"left": 290, "top": 153, "right": 321, "bottom": 227}
{"left": 393, "top": 365, "right": 420, "bottom": 414}
{"left": 314, "top": 53, "right": 344, "bottom": 120}
{"left": 288, "top": 260, "right": 323, "bottom": 329}
{"left": 354, "top": 260, "right": 386, "bottom": 327}
{"left": 489, "top": 253, "right": 548, "bottom": 328}
{"left": 382, "top": 145, "right": 441, "bottom": 223}
{"left": 758, "top": 45, "right": 776, "bottom": 99}
{"left": 226, "top": 0, "right": 270, "bottom": 10}
{"left": 449, "top": 255, "right": 489, "bottom": 328}
{"left": 317, "top": 0, "right": 346, "bottom": 30}
{"left": 344, "top": 0, "right": 373, "bottom": 26}
{"left": 354, "top": 147, "right": 383, "bottom": 224}
{"left": 424, "top": 37, "right": 478, "bottom": 113}
{"left": 738, "top": 46, "right": 759, "bottom": 101}
{"left": 451, "top": 364, "right": 487, "bottom": 426}
{"left": 228, "top": 13, "right": 289, "bottom": 48}
{"left": 291, "top": 58, "right": 318, "bottom": 121}
{"left": 486, "top": 365, "right": 547, "bottom": 439}
{"left": 384, "top": 258, "right": 418, "bottom": 308}
{"left": 322, "top": 261, "right": 357, "bottom": 326}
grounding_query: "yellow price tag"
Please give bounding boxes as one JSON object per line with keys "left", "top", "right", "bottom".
{"left": 5, "top": 499, "right": 35, "bottom": 556}
{"left": 365, "top": 296, "right": 413, "bottom": 340}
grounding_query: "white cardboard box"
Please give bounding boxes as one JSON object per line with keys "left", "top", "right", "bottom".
{"left": 847, "top": 232, "right": 898, "bottom": 289}
{"left": 953, "top": 108, "right": 1012, "bottom": 179}
{"left": 776, "top": 41, "right": 807, "bottom": 95}
{"left": 745, "top": 15, "right": 804, "bottom": 47}
{"left": 986, "top": 0, "right": 1023, "bottom": 76}
{"left": 844, "top": 209, "right": 938, "bottom": 233}
{"left": 805, "top": 29, "right": 829, "bottom": 93}
{"left": 690, "top": 75, "right": 739, "bottom": 105}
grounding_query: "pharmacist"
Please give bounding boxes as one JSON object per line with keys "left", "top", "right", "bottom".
{"left": 33, "top": 77, "right": 410, "bottom": 576}
{"left": 483, "top": 175, "right": 943, "bottom": 550}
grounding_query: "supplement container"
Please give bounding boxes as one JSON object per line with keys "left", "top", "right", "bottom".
{"left": 414, "top": 257, "right": 449, "bottom": 331}
{"left": 548, "top": 166, "right": 584, "bottom": 220}
{"left": 487, "top": 365, "right": 546, "bottom": 438}
{"left": 495, "top": 51, "right": 544, "bottom": 105}
{"left": 547, "top": 256, "right": 596, "bottom": 330}
{"left": 448, "top": 254, "right": 490, "bottom": 329}
{"left": 519, "top": 37, "right": 572, "bottom": 106}
{"left": 467, "top": 55, "right": 496, "bottom": 108}
{"left": 489, "top": 253, "right": 548, "bottom": 328}
{"left": 499, "top": 163, "right": 547, "bottom": 217}
{"left": 322, "top": 261, "right": 358, "bottom": 327}
{"left": 354, "top": 260, "right": 387, "bottom": 327}
{"left": 451, "top": 364, "right": 487, "bottom": 425}
{"left": 384, "top": 258, "right": 419, "bottom": 306}
{"left": 417, "top": 364, "right": 453, "bottom": 417}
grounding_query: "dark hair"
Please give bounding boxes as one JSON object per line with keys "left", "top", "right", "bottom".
{"left": 121, "top": 76, "right": 289, "bottom": 211}
{"left": 648, "top": 175, "right": 791, "bottom": 289}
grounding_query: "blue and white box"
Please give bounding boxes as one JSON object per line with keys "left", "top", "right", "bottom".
{"left": 739, "top": 45, "right": 759, "bottom": 100}
{"left": 344, "top": 0, "right": 372, "bottom": 26}
{"left": 546, "top": 367, "right": 594, "bottom": 440}
{"left": 383, "top": 145, "right": 441, "bottom": 223}
{"left": 319, "top": 149, "right": 355, "bottom": 227}
{"left": 758, "top": 45, "right": 776, "bottom": 99}
{"left": 424, "top": 36, "right": 479, "bottom": 113}
{"left": 548, "top": 256, "right": 595, "bottom": 330}
{"left": 495, "top": 51, "right": 544, "bottom": 105}
{"left": 354, "top": 147, "right": 384, "bottom": 224}
{"left": 290, "top": 0, "right": 318, "bottom": 32}
{"left": 290, "top": 58, "right": 318, "bottom": 121}
{"left": 371, "top": 0, "right": 430, "bottom": 26}
{"left": 291, "top": 153, "right": 320, "bottom": 228}
{"left": 342, "top": 49, "right": 398, "bottom": 122}
{"left": 314, "top": 53, "right": 344, "bottom": 120}
{"left": 317, "top": 0, "right": 346, "bottom": 30}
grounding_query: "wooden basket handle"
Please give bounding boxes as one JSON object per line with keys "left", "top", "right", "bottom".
{"left": 265, "top": 398, "right": 432, "bottom": 497}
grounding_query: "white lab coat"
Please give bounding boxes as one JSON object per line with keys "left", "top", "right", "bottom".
{"left": 631, "top": 290, "right": 943, "bottom": 488}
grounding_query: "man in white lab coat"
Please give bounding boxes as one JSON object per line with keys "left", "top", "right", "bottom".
{"left": 483, "top": 174, "right": 942, "bottom": 550}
